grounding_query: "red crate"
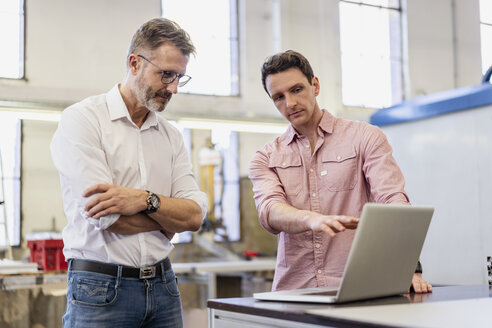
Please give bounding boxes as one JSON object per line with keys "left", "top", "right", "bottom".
{"left": 27, "top": 239, "right": 68, "bottom": 271}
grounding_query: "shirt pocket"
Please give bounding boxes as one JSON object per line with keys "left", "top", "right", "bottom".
{"left": 269, "top": 153, "right": 303, "bottom": 196}
{"left": 319, "top": 146, "right": 358, "bottom": 192}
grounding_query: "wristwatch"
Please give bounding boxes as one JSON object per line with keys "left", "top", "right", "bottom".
{"left": 144, "top": 191, "right": 160, "bottom": 214}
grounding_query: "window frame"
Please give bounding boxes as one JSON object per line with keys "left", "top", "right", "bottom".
{"left": 0, "top": 115, "right": 22, "bottom": 248}
{"left": 338, "top": 0, "right": 403, "bottom": 109}
{"left": 480, "top": 0, "right": 492, "bottom": 74}
{"left": 161, "top": 0, "right": 240, "bottom": 97}
{"left": 0, "top": 0, "right": 25, "bottom": 80}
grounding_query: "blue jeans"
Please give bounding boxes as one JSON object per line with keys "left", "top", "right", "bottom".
{"left": 63, "top": 260, "right": 183, "bottom": 328}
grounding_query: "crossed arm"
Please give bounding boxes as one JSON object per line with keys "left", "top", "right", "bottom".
{"left": 83, "top": 184, "right": 203, "bottom": 235}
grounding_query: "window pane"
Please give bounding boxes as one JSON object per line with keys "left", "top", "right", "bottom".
{"left": 480, "top": 0, "right": 492, "bottom": 24}
{"left": 481, "top": 25, "right": 492, "bottom": 74}
{"left": 0, "top": 115, "right": 21, "bottom": 247}
{"left": 339, "top": 1, "right": 402, "bottom": 108}
{"left": 0, "top": 0, "right": 24, "bottom": 79}
{"left": 162, "top": 0, "right": 239, "bottom": 96}
{"left": 211, "top": 130, "right": 239, "bottom": 242}
{"left": 480, "top": 0, "right": 492, "bottom": 74}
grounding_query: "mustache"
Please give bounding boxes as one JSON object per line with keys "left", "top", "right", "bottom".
{"left": 154, "top": 91, "right": 172, "bottom": 99}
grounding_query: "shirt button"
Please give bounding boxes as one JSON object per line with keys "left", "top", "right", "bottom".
{"left": 315, "top": 243, "right": 321, "bottom": 249}
{"left": 317, "top": 270, "right": 322, "bottom": 274}
{"left": 306, "top": 144, "right": 310, "bottom": 148}
{"left": 282, "top": 162, "right": 286, "bottom": 166}
{"left": 310, "top": 168, "right": 314, "bottom": 172}
{"left": 312, "top": 193, "right": 316, "bottom": 197}
{"left": 336, "top": 155, "right": 341, "bottom": 161}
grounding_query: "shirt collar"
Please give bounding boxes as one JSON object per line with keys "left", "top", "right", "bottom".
{"left": 281, "top": 125, "right": 297, "bottom": 145}
{"left": 280, "top": 109, "right": 335, "bottom": 145}
{"left": 106, "top": 84, "right": 160, "bottom": 129}
{"left": 141, "top": 110, "right": 160, "bottom": 130}
{"left": 318, "top": 109, "right": 335, "bottom": 134}
{"left": 106, "top": 84, "right": 129, "bottom": 121}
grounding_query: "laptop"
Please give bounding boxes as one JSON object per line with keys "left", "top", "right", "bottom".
{"left": 253, "top": 203, "right": 434, "bottom": 304}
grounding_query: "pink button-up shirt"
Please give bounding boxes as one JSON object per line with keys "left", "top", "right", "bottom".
{"left": 249, "top": 110, "right": 409, "bottom": 291}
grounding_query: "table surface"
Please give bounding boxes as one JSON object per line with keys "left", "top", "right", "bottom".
{"left": 172, "top": 258, "right": 276, "bottom": 274}
{"left": 208, "top": 285, "right": 492, "bottom": 328}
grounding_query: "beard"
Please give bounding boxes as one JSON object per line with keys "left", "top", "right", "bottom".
{"left": 135, "top": 77, "right": 173, "bottom": 113}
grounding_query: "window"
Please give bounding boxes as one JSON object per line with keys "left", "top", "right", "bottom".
{"left": 0, "top": 114, "right": 21, "bottom": 247}
{"left": 161, "top": 0, "right": 239, "bottom": 96}
{"left": 0, "top": 0, "right": 24, "bottom": 79}
{"left": 339, "top": 0, "right": 402, "bottom": 108}
{"left": 210, "top": 130, "right": 239, "bottom": 242}
{"left": 480, "top": 0, "right": 492, "bottom": 74}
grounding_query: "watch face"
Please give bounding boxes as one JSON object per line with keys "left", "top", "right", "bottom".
{"left": 150, "top": 194, "right": 160, "bottom": 208}
{"left": 146, "top": 192, "right": 160, "bottom": 213}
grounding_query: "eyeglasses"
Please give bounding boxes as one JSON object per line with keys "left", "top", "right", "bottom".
{"left": 137, "top": 54, "right": 192, "bottom": 87}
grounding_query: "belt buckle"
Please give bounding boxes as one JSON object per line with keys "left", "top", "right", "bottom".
{"left": 139, "top": 266, "right": 156, "bottom": 279}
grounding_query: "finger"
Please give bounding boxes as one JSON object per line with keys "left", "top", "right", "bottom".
{"left": 84, "top": 191, "right": 112, "bottom": 211}
{"left": 320, "top": 225, "right": 337, "bottom": 238}
{"left": 411, "top": 280, "right": 422, "bottom": 293}
{"left": 328, "top": 218, "right": 347, "bottom": 232}
{"left": 419, "top": 281, "right": 432, "bottom": 294}
{"left": 83, "top": 184, "right": 111, "bottom": 197}
{"left": 87, "top": 198, "right": 115, "bottom": 218}
{"left": 93, "top": 206, "right": 119, "bottom": 219}
{"left": 339, "top": 216, "right": 359, "bottom": 223}
{"left": 84, "top": 195, "right": 100, "bottom": 212}
{"left": 339, "top": 216, "right": 359, "bottom": 228}
{"left": 90, "top": 203, "right": 119, "bottom": 219}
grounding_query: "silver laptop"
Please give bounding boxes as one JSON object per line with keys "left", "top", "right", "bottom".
{"left": 254, "top": 203, "right": 434, "bottom": 304}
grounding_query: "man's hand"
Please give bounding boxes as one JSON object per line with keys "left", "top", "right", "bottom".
{"left": 410, "top": 273, "right": 432, "bottom": 294}
{"left": 83, "top": 184, "right": 147, "bottom": 219}
{"left": 268, "top": 203, "right": 359, "bottom": 235}
{"left": 306, "top": 214, "right": 359, "bottom": 237}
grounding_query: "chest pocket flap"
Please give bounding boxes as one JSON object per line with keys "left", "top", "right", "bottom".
{"left": 268, "top": 153, "right": 302, "bottom": 169}
{"left": 320, "top": 145, "right": 358, "bottom": 191}
{"left": 321, "top": 145, "right": 356, "bottom": 163}
{"left": 268, "top": 152, "right": 302, "bottom": 196}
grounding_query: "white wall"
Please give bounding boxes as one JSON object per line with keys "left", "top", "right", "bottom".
{"left": 0, "top": 0, "right": 486, "bottom": 252}
{"left": 382, "top": 104, "right": 492, "bottom": 285}
{"left": 1, "top": 0, "right": 161, "bottom": 104}
{"left": 21, "top": 120, "right": 65, "bottom": 236}
{"left": 405, "top": 0, "right": 482, "bottom": 99}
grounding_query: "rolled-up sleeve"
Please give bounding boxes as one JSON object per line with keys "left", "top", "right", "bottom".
{"left": 169, "top": 129, "right": 208, "bottom": 219}
{"left": 249, "top": 148, "right": 288, "bottom": 234}
{"left": 361, "top": 124, "right": 410, "bottom": 204}
{"left": 50, "top": 106, "right": 119, "bottom": 229}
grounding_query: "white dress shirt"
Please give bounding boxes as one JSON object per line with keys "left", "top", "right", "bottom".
{"left": 51, "top": 84, "right": 207, "bottom": 267}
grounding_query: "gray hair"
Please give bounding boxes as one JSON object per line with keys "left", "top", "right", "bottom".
{"left": 127, "top": 18, "right": 196, "bottom": 68}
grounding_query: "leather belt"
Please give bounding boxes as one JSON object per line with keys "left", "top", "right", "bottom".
{"left": 70, "top": 258, "right": 171, "bottom": 279}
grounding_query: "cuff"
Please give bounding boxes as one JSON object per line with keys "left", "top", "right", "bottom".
{"left": 82, "top": 208, "right": 120, "bottom": 230}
